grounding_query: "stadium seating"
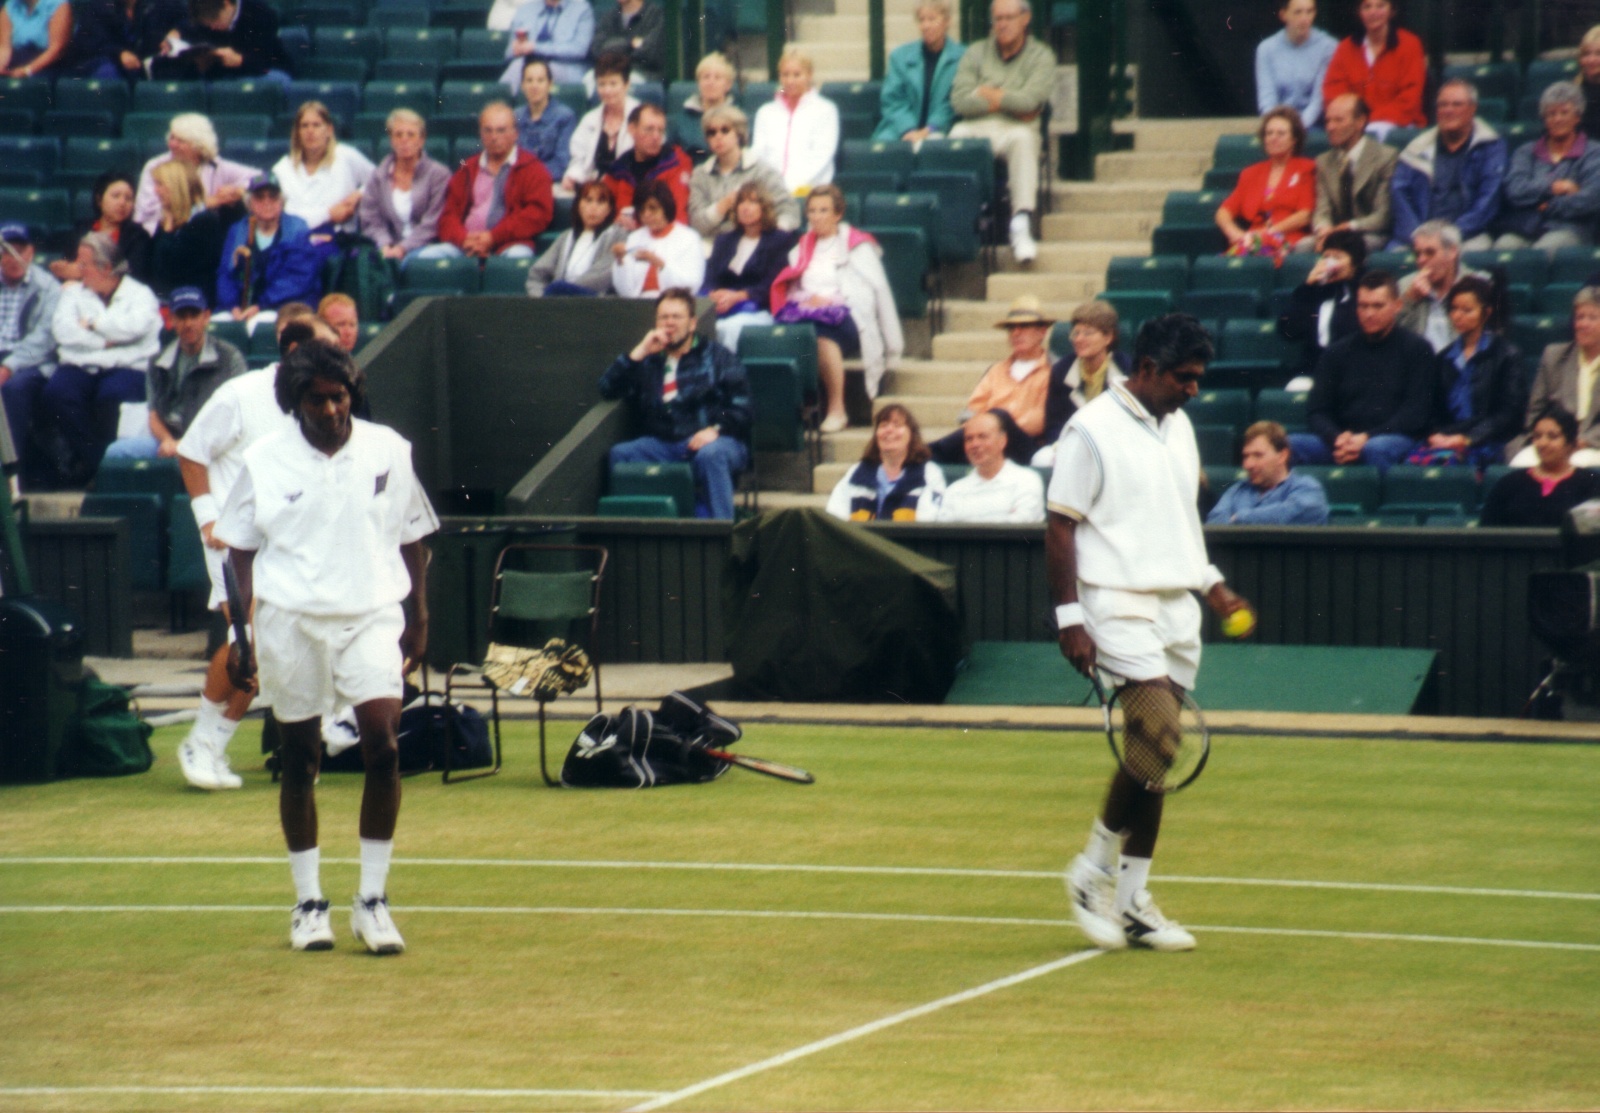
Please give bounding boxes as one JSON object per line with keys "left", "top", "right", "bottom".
{"left": 839, "top": 139, "right": 915, "bottom": 187}
{"left": 609, "top": 462, "right": 696, "bottom": 517}
{"left": 1106, "top": 255, "right": 1187, "bottom": 299}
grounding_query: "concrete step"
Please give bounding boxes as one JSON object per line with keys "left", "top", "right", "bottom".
{"left": 1031, "top": 239, "right": 1149, "bottom": 273}
{"left": 875, "top": 392, "right": 969, "bottom": 424}
{"left": 1114, "top": 116, "right": 1259, "bottom": 153}
{"left": 812, "top": 461, "right": 853, "bottom": 492}
{"left": 942, "top": 298, "right": 1081, "bottom": 332}
{"left": 932, "top": 331, "right": 1032, "bottom": 361}
{"left": 882, "top": 358, "right": 983, "bottom": 393}
{"left": 821, "top": 423, "right": 956, "bottom": 463}
{"left": 753, "top": 489, "right": 831, "bottom": 512}
{"left": 985, "top": 271, "right": 1102, "bottom": 302}
{"left": 794, "top": 10, "right": 922, "bottom": 43}
{"left": 1041, "top": 210, "right": 1157, "bottom": 242}
{"left": 791, "top": 41, "right": 870, "bottom": 79}
{"left": 1051, "top": 181, "right": 1175, "bottom": 212}
{"left": 1094, "top": 150, "right": 1211, "bottom": 183}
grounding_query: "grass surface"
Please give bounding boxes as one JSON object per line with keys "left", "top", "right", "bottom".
{"left": 2, "top": 720, "right": 1597, "bottom": 1111}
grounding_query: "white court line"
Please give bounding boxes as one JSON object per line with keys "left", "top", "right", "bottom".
{"left": 3, "top": 903, "right": 1597, "bottom": 953}
{"left": 624, "top": 949, "right": 1106, "bottom": 1112}
{"left": 0, "top": 1086, "right": 663, "bottom": 1100}
{"left": 3, "top": 856, "right": 1596, "bottom": 902}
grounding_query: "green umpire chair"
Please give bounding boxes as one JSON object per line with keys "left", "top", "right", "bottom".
{"left": 444, "top": 543, "right": 608, "bottom": 785}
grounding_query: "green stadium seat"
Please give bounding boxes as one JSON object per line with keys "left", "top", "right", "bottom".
{"left": 430, "top": 0, "right": 495, "bottom": 32}
{"left": 167, "top": 494, "right": 210, "bottom": 592}
{"left": 1177, "top": 288, "right": 1261, "bottom": 321}
{"left": 1160, "top": 189, "right": 1224, "bottom": 225}
{"left": 1444, "top": 60, "right": 1519, "bottom": 103}
{"left": 1524, "top": 59, "right": 1577, "bottom": 95}
{"left": 839, "top": 138, "right": 914, "bottom": 185}
{"left": 1106, "top": 254, "right": 1188, "bottom": 298}
{"left": 1199, "top": 360, "right": 1272, "bottom": 392}
{"left": 596, "top": 494, "right": 679, "bottom": 518}
{"left": 362, "top": 80, "right": 439, "bottom": 116}
{"left": 1475, "top": 97, "right": 1509, "bottom": 125}
{"left": 549, "top": 83, "right": 589, "bottom": 117}
{"left": 285, "top": 80, "right": 361, "bottom": 127}
{"left": 440, "top": 59, "right": 508, "bottom": 83}
{"left": 1381, "top": 464, "right": 1481, "bottom": 512}
{"left": 734, "top": 0, "right": 766, "bottom": 34}
{"left": 1151, "top": 223, "right": 1226, "bottom": 259}
{"left": 207, "top": 80, "right": 286, "bottom": 118}
{"left": 1297, "top": 464, "right": 1380, "bottom": 512}
{"left": 354, "top": 321, "right": 383, "bottom": 352}
{"left": 208, "top": 319, "right": 251, "bottom": 352}
{"left": 247, "top": 326, "right": 281, "bottom": 364}
{"left": 53, "top": 79, "right": 129, "bottom": 121}
{"left": 1365, "top": 248, "right": 1414, "bottom": 276}
{"left": 1548, "top": 245, "right": 1600, "bottom": 286}
{"left": 1191, "top": 254, "right": 1276, "bottom": 299}
{"left": 862, "top": 189, "right": 939, "bottom": 260}
{"left": 820, "top": 80, "right": 880, "bottom": 119}
{"left": 1422, "top": 509, "right": 1472, "bottom": 527}
{"left": 833, "top": 170, "right": 900, "bottom": 199}
{"left": 609, "top": 461, "right": 695, "bottom": 516}
{"left": 457, "top": 28, "right": 509, "bottom": 61}
{"left": 401, "top": 255, "right": 482, "bottom": 295}
{"left": 56, "top": 138, "right": 142, "bottom": 193}
{"left": 1201, "top": 167, "right": 1238, "bottom": 192}
{"left": 1275, "top": 251, "right": 1316, "bottom": 289}
{"left": 915, "top": 137, "right": 995, "bottom": 204}
{"left": 93, "top": 454, "right": 184, "bottom": 499}
{"left": 208, "top": 113, "right": 272, "bottom": 141}
{"left": 1211, "top": 133, "right": 1262, "bottom": 171}
{"left": 425, "top": 135, "right": 452, "bottom": 163}
{"left": 744, "top": 357, "right": 805, "bottom": 451}
{"left": 383, "top": 25, "right": 459, "bottom": 62}
{"left": 80, "top": 492, "right": 165, "bottom": 591}
{"left": 1382, "top": 126, "right": 1421, "bottom": 149}
{"left": 665, "top": 79, "right": 696, "bottom": 116}
{"left": 0, "top": 186, "right": 69, "bottom": 234}
{"left": 1220, "top": 317, "right": 1296, "bottom": 368}
{"left": 371, "top": 2, "right": 431, "bottom": 23}
{"left": 221, "top": 138, "right": 291, "bottom": 167}
{"left": 738, "top": 323, "right": 819, "bottom": 396}
{"left": 0, "top": 77, "right": 50, "bottom": 117}
{"left": 118, "top": 111, "right": 174, "bottom": 149}
{"left": 1193, "top": 423, "right": 1236, "bottom": 465}
{"left": 905, "top": 169, "right": 981, "bottom": 263}
{"left": 315, "top": 23, "right": 384, "bottom": 64}
{"left": 1095, "top": 290, "right": 1171, "bottom": 339}
{"left": 438, "top": 80, "right": 510, "bottom": 115}
{"left": 481, "top": 254, "right": 532, "bottom": 293}
{"left": 1462, "top": 247, "right": 1547, "bottom": 289}
{"left": 737, "top": 80, "right": 777, "bottom": 112}
{"left": 41, "top": 111, "right": 117, "bottom": 138}
{"left": 1188, "top": 388, "right": 1251, "bottom": 431}
{"left": 1204, "top": 465, "right": 1246, "bottom": 496}
{"left": 1511, "top": 315, "right": 1566, "bottom": 361}
{"left": 0, "top": 108, "right": 34, "bottom": 137}
{"left": 373, "top": 58, "right": 440, "bottom": 83}
{"left": 0, "top": 136, "right": 58, "bottom": 181}
{"left": 862, "top": 225, "right": 930, "bottom": 318}
{"left": 132, "top": 81, "right": 207, "bottom": 116}
{"left": 1253, "top": 388, "right": 1310, "bottom": 430}
{"left": 299, "top": 57, "right": 372, "bottom": 83}
{"left": 1538, "top": 282, "right": 1582, "bottom": 315}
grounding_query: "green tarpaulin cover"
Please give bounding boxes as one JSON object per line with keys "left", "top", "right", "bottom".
{"left": 723, "top": 509, "right": 966, "bottom": 702}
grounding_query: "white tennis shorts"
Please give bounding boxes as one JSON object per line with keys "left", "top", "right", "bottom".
{"left": 255, "top": 601, "right": 406, "bottom": 723}
{"left": 1081, "top": 585, "right": 1202, "bottom": 690}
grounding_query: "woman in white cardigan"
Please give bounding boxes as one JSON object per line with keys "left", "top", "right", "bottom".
{"left": 272, "top": 101, "right": 375, "bottom": 233}
{"left": 611, "top": 180, "right": 705, "bottom": 297}
{"left": 749, "top": 45, "right": 839, "bottom": 196}
{"left": 561, "top": 50, "right": 640, "bottom": 191}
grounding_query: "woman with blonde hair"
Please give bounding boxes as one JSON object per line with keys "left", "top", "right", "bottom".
{"left": 358, "top": 108, "right": 452, "bottom": 265}
{"left": 750, "top": 45, "right": 840, "bottom": 195}
{"left": 700, "top": 181, "right": 796, "bottom": 347}
{"left": 133, "top": 112, "right": 259, "bottom": 234}
{"left": 272, "top": 100, "right": 374, "bottom": 232}
{"left": 149, "top": 158, "right": 230, "bottom": 304}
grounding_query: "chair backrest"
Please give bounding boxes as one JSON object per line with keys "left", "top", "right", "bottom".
{"left": 495, "top": 568, "right": 596, "bottom": 623}
{"left": 488, "top": 543, "right": 607, "bottom": 648}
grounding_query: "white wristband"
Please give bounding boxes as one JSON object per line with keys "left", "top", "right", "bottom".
{"left": 1055, "top": 603, "right": 1085, "bottom": 629}
{"left": 191, "top": 493, "right": 219, "bottom": 528}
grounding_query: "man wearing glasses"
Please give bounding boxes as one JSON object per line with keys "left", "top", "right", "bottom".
{"left": 1045, "top": 313, "right": 1252, "bottom": 953}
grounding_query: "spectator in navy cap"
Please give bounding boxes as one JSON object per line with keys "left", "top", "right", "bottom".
{"left": 104, "top": 285, "right": 247, "bottom": 460}
{"left": 215, "top": 172, "right": 326, "bottom": 323}
{"left": 0, "top": 221, "right": 62, "bottom": 486}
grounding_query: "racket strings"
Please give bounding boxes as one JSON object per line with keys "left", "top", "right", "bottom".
{"left": 1115, "top": 684, "right": 1182, "bottom": 787}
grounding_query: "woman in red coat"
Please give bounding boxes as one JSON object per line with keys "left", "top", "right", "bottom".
{"left": 1322, "top": 0, "right": 1426, "bottom": 131}
{"left": 1215, "top": 106, "right": 1317, "bottom": 257}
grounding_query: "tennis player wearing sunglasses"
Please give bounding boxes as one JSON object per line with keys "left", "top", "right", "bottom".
{"left": 1045, "top": 313, "right": 1254, "bottom": 952}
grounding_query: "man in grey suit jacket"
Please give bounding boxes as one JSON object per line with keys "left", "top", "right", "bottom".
{"left": 1509, "top": 285, "right": 1600, "bottom": 466}
{"left": 1308, "top": 93, "right": 1399, "bottom": 253}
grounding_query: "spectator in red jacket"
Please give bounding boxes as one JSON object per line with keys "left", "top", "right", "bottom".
{"left": 603, "top": 102, "right": 692, "bottom": 229}
{"left": 420, "top": 101, "right": 554, "bottom": 261}
{"left": 1321, "top": 0, "right": 1425, "bottom": 137}
{"left": 1215, "top": 106, "right": 1317, "bottom": 257}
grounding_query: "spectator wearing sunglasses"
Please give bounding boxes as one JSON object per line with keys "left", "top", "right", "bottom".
{"left": 687, "top": 103, "right": 799, "bottom": 239}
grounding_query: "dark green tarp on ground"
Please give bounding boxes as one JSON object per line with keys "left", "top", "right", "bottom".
{"left": 723, "top": 509, "right": 966, "bottom": 702}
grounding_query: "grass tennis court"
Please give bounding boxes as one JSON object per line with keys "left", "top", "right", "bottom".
{"left": 3, "top": 719, "right": 1597, "bottom": 1111}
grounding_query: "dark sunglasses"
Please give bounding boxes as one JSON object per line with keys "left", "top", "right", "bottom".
{"left": 705, "top": 125, "right": 735, "bottom": 136}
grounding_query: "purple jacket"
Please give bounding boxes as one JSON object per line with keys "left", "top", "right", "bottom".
{"left": 357, "top": 153, "right": 453, "bottom": 254}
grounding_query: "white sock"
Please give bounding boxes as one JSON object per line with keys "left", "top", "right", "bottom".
{"left": 1115, "top": 855, "right": 1152, "bottom": 914}
{"left": 289, "top": 848, "right": 322, "bottom": 904}
{"left": 191, "top": 698, "right": 226, "bottom": 743}
{"left": 358, "top": 838, "right": 393, "bottom": 900}
{"left": 1010, "top": 212, "right": 1033, "bottom": 233}
{"left": 1085, "top": 819, "right": 1121, "bottom": 873}
{"left": 206, "top": 701, "right": 240, "bottom": 755}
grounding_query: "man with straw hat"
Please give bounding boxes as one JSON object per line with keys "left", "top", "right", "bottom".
{"left": 930, "top": 294, "right": 1057, "bottom": 465}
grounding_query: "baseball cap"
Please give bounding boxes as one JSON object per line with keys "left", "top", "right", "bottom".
{"left": 170, "top": 286, "right": 209, "bottom": 313}
{"left": 247, "top": 172, "right": 281, "bottom": 194}
{"left": 0, "top": 222, "right": 32, "bottom": 244}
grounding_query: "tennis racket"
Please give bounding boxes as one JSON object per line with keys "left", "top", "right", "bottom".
{"left": 699, "top": 746, "right": 815, "bottom": 785}
{"left": 1089, "top": 669, "right": 1209, "bottom": 794}
{"left": 222, "top": 559, "right": 254, "bottom": 681}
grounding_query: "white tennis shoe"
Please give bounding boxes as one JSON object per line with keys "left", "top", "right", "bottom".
{"left": 290, "top": 899, "right": 334, "bottom": 951}
{"left": 351, "top": 895, "right": 406, "bottom": 955}
{"left": 177, "top": 736, "right": 221, "bottom": 790}
{"left": 1122, "top": 890, "right": 1196, "bottom": 952}
{"left": 1065, "top": 854, "right": 1126, "bottom": 950}
{"left": 209, "top": 745, "right": 243, "bottom": 790}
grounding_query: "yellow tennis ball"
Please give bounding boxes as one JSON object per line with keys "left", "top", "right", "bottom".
{"left": 1222, "top": 607, "right": 1256, "bottom": 639}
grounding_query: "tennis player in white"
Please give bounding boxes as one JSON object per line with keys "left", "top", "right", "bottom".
{"left": 216, "top": 339, "right": 438, "bottom": 954}
{"left": 173, "top": 310, "right": 331, "bottom": 790}
{"left": 1045, "top": 313, "right": 1252, "bottom": 952}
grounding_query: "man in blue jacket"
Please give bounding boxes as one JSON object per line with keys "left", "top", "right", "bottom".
{"left": 873, "top": 0, "right": 966, "bottom": 144}
{"left": 216, "top": 174, "right": 325, "bottom": 323}
{"left": 1389, "top": 79, "right": 1506, "bottom": 249}
{"left": 599, "top": 287, "right": 751, "bottom": 519}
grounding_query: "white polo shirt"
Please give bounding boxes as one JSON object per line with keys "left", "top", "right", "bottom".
{"left": 937, "top": 459, "right": 1045, "bottom": 524}
{"left": 1046, "top": 382, "right": 1222, "bottom": 593}
{"left": 214, "top": 418, "right": 440, "bottom": 616}
{"left": 177, "top": 365, "right": 292, "bottom": 525}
